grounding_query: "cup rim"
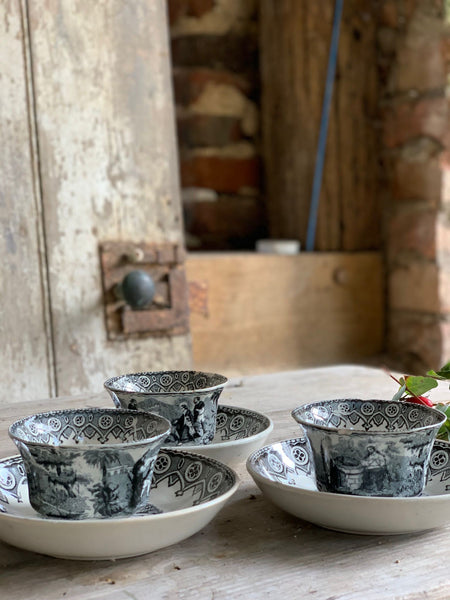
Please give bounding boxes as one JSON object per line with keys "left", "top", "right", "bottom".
{"left": 291, "top": 398, "right": 447, "bottom": 435}
{"left": 8, "top": 407, "right": 171, "bottom": 450}
{"left": 104, "top": 370, "right": 228, "bottom": 395}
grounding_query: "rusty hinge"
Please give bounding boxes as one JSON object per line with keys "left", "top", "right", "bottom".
{"left": 100, "top": 241, "right": 189, "bottom": 340}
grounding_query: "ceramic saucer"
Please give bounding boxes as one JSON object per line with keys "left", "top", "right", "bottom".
{"left": 0, "top": 449, "right": 238, "bottom": 560}
{"left": 247, "top": 437, "right": 450, "bottom": 535}
{"left": 166, "top": 405, "right": 273, "bottom": 466}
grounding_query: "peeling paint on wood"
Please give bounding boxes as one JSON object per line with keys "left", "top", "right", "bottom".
{"left": 0, "top": 0, "right": 53, "bottom": 402}
{"left": 2, "top": 0, "right": 191, "bottom": 401}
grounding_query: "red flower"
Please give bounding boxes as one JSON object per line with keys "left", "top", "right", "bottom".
{"left": 404, "top": 395, "right": 434, "bottom": 407}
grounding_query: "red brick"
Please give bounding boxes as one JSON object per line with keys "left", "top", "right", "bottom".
{"left": 177, "top": 114, "right": 243, "bottom": 147}
{"left": 387, "top": 208, "right": 436, "bottom": 260}
{"left": 172, "top": 67, "right": 255, "bottom": 106}
{"left": 389, "top": 261, "right": 439, "bottom": 312}
{"left": 183, "top": 195, "right": 267, "bottom": 250}
{"left": 180, "top": 155, "right": 260, "bottom": 193}
{"left": 438, "top": 266, "right": 450, "bottom": 314}
{"left": 440, "top": 35, "right": 450, "bottom": 71}
{"left": 392, "top": 156, "right": 441, "bottom": 203}
{"left": 379, "top": 2, "right": 399, "bottom": 28}
{"left": 388, "top": 311, "right": 442, "bottom": 373}
{"left": 382, "top": 96, "right": 447, "bottom": 148}
{"left": 168, "top": 0, "right": 186, "bottom": 25}
{"left": 168, "top": 0, "right": 215, "bottom": 26}
{"left": 440, "top": 150, "right": 450, "bottom": 170}
{"left": 187, "top": 0, "right": 214, "bottom": 18}
{"left": 379, "top": 0, "right": 418, "bottom": 29}
{"left": 171, "top": 34, "right": 258, "bottom": 72}
{"left": 393, "top": 40, "right": 445, "bottom": 94}
{"left": 441, "top": 321, "right": 450, "bottom": 365}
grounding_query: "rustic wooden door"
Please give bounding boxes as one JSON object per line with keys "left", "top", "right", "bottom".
{"left": 1, "top": 0, "right": 191, "bottom": 403}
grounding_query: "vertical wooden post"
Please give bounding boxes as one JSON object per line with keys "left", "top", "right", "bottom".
{"left": 0, "top": 0, "right": 54, "bottom": 400}
{"left": 260, "top": 0, "right": 380, "bottom": 251}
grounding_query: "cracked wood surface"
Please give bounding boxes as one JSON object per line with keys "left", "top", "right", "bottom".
{"left": 0, "top": 365, "right": 449, "bottom": 599}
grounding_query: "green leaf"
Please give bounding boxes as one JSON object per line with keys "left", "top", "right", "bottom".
{"left": 428, "top": 362, "right": 450, "bottom": 379}
{"left": 426, "top": 370, "right": 442, "bottom": 379}
{"left": 433, "top": 403, "right": 450, "bottom": 439}
{"left": 437, "top": 429, "right": 450, "bottom": 441}
{"left": 404, "top": 375, "right": 438, "bottom": 396}
{"left": 435, "top": 403, "right": 450, "bottom": 418}
{"left": 426, "top": 370, "right": 440, "bottom": 378}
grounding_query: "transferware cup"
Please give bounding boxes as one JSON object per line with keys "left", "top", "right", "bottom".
{"left": 9, "top": 408, "right": 170, "bottom": 519}
{"left": 291, "top": 398, "right": 446, "bottom": 497}
{"left": 104, "top": 370, "right": 228, "bottom": 446}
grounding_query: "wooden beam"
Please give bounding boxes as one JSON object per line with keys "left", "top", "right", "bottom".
{"left": 260, "top": 0, "right": 380, "bottom": 250}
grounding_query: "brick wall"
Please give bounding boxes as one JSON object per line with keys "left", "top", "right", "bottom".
{"left": 167, "top": 0, "right": 450, "bottom": 373}
{"left": 168, "top": 0, "right": 267, "bottom": 250}
{"left": 379, "top": 0, "right": 449, "bottom": 372}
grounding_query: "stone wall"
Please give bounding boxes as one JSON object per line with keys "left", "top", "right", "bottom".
{"left": 379, "top": 0, "right": 449, "bottom": 372}
{"left": 168, "top": 0, "right": 266, "bottom": 250}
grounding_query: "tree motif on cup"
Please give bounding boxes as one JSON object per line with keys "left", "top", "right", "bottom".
{"left": 85, "top": 449, "right": 134, "bottom": 517}
{"left": 24, "top": 446, "right": 89, "bottom": 518}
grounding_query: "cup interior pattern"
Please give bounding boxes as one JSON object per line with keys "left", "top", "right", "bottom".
{"left": 9, "top": 408, "right": 170, "bottom": 447}
{"left": 293, "top": 399, "right": 445, "bottom": 433}
{"left": 105, "top": 371, "right": 227, "bottom": 394}
{"left": 214, "top": 406, "right": 270, "bottom": 441}
{"left": 248, "top": 438, "right": 450, "bottom": 496}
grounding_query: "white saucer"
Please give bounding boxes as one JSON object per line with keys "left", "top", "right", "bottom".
{"left": 0, "top": 449, "right": 238, "bottom": 560}
{"left": 166, "top": 405, "right": 273, "bottom": 466}
{"left": 247, "top": 437, "right": 450, "bottom": 535}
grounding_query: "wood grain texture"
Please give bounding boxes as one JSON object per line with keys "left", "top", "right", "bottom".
{"left": 1, "top": 366, "right": 450, "bottom": 599}
{"left": 0, "top": 0, "right": 53, "bottom": 401}
{"left": 26, "top": 0, "right": 191, "bottom": 395}
{"left": 260, "top": 0, "right": 380, "bottom": 251}
{"left": 186, "top": 252, "right": 384, "bottom": 376}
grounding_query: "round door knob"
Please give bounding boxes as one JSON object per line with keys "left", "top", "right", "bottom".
{"left": 116, "top": 270, "right": 155, "bottom": 309}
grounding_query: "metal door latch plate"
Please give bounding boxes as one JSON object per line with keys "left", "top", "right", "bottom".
{"left": 100, "top": 241, "right": 189, "bottom": 340}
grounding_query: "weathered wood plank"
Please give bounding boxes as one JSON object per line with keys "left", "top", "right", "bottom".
{"left": 260, "top": 0, "right": 380, "bottom": 250}
{"left": 27, "top": 0, "right": 191, "bottom": 395}
{"left": 336, "top": 1, "right": 380, "bottom": 250}
{"left": 0, "top": 0, "right": 53, "bottom": 402}
{"left": 1, "top": 366, "right": 450, "bottom": 600}
{"left": 186, "top": 252, "right": 384, "bottom": 375}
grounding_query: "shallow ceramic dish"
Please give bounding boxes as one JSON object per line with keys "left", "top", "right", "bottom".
{"left": 247, "top": 437, "right": 450, "bottom": 535}
{"left": 104, "top": 370, "right": 227, "bottom": 446}
{"left": 167, "top": 405, "right": 273, "bottom": 466}
{"left": 0, "top": 449, "right": 238, "bottom": 560}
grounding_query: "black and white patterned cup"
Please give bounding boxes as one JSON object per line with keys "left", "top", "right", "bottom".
{"left": 292, "top": 399, "right": 446, "bottom": 497}
{"left": 104, "top": 370, "right": 228, "bottom": 446}
{"left": 9, "top": 408, "right": 170, "bottom": 519}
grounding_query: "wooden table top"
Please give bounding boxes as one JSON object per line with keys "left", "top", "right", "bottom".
{"left": 1, "top": 365, "right": 449, "bottom": 600}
